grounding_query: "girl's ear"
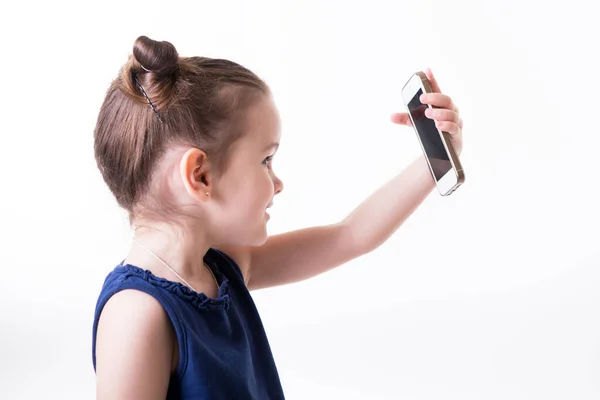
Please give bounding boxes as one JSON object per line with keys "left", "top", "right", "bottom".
{"left": 180, "top": 147, "right": 211, "bottom": 202}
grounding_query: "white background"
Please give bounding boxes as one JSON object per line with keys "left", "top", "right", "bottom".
{"left": 1, "top": 0, "right": 599, "bottom": 399}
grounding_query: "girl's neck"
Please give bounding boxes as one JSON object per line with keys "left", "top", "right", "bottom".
{"left": 125, "top": 226, "right": 212, "bottom": 286}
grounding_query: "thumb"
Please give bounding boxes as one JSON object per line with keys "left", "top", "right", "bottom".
{"left": 391, "top": 112, "right": 412, "bottom": 126}
{"left": 424, "top": 68, "right": 441, "bottom": 93}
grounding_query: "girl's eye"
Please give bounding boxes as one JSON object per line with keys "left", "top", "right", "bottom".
{"left": 262, "top": 156, "right": 273, "bottom": 168}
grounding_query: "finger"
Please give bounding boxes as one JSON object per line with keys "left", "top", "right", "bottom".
{"left": 420, "top": 93, "right": 458, "bottom": 112}
{"left": 390, "top": 112, "right": 412, "bottom": 126}
{"left": 424, "top": 108, "right": 460, "bottom": 125}
{"left": 425, "top": 68, "right": 442, "bottom": 93}
{"left": 434, "top": 120, "right": 461, "bottom": 136}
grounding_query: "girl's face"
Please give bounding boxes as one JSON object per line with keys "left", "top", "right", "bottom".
{"left": 209, "top": 94, "right": 284, "bottom": 246}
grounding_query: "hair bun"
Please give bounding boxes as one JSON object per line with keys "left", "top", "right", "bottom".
{"left": 132, "top": 35, "right": 179, "bottom": 73}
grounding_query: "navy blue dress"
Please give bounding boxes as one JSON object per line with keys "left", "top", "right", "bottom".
{"left": 92, "top": 248, "right": 285, "bottom": 399}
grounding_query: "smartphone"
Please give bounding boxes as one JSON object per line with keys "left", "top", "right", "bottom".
{"left": 401, "top": 71, "right": 465, "bottom": 196}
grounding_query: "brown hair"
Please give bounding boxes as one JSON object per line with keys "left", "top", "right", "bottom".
{"left": 93, "top": 35, "right": 270, "bottom": 225}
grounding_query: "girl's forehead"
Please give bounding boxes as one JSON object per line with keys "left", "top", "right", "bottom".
{"left": 243, "top": 98, "right": 281, "bottom": 145}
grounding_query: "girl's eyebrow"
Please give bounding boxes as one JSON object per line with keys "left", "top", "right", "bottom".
{"left": 262, "top": 142, "right": 279, "bottom": 152}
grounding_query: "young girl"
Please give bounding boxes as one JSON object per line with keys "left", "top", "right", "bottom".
{"left": 92, "top": 35, "right": 463, "bottom": 399}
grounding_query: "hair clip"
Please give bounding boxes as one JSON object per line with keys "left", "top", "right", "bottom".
{"left": 134, "top": 76, "right": 164, "bottom": 123}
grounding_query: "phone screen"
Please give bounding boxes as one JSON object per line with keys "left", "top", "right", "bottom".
{"left": 408, "top": 89, "right": 452, "bottom": 180}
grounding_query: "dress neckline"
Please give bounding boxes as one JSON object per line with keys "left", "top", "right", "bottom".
{"left": 115, "top": 248, "right": 231, "bottom": 311}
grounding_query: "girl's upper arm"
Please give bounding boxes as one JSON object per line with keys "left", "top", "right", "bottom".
{"left": 95, "top": 289, "right": 175, "bottom": 400}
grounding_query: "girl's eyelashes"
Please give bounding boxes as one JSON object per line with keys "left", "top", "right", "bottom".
{"left": 262, "top": 155, "right": 274, "bottom": 168}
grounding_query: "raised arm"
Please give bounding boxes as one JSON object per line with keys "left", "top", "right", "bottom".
{"left": 239, "top": 155, "right": 435, "bottom": 291}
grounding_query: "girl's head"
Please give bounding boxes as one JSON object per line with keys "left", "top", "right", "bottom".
{"left": 94, "top": 36, "right": 284, "bottom": 246}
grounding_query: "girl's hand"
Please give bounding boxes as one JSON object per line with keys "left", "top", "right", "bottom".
{"left": 391, "top": 68, "right": 464, "bottom": 155}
